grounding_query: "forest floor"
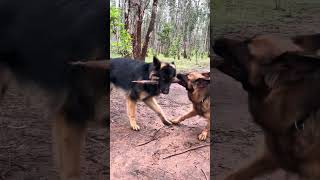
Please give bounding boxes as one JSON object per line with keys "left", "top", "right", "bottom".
{"left": 0, "top": 84, "right": 108, "bottom": 180}
{"left": 110, "top": 67, "right": 210, "bottom": 180}
{"left": 212, "top": 1, "right": 320, "bottom": 179}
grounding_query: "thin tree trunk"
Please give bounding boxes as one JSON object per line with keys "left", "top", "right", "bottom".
{"left": 132, "top": 1, "right": 144, "bottom": 59}
{"left": 124, "top": 0, "right": 130, "bottom": 30}
{"left": 140, "top": 0, "right": 158, "bottom": 60}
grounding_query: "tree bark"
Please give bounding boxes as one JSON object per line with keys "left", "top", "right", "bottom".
{"left": 131, "top": 0, "right": 144, "bottom": 59}
{"left": 140, "top": 0, "right": 158, "bottom": 60}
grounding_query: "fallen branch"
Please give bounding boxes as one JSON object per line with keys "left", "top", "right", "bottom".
{"left": 201, "top": 168, "right": 208, "bottom": 180}
{"left": 162, "top": 144, "right": 210, "bottom": 159}
{"left": 7, "top": 125, "right": 26, "bottom": 129}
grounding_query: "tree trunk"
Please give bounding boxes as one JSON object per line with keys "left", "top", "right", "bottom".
{"left": 124, "top": 0, "right": 130, "bottom": 30}
{"left": 140, "top": 0, "right": 158, "bottom": 60}
{"left": 132, "top": 1, "right": 144, "bottom": 59}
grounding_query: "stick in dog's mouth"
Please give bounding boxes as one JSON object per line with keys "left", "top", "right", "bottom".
{"left": 132, "top": 77, "right": 180, "bottom": 84}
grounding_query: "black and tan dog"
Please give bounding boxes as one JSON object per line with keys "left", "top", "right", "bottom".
{"left": 171, "top": 72, "right": 210, "bottom": 141}
{"left": 213, "top": 33, "right": 320, "bottom": 179}
{"left": 110, "top": 57, "right": 176, "bottom": 130}
{"left": 0, "top": 0, "right": 108, "bottom": 179}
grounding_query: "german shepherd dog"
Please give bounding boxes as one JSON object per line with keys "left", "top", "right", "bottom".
{"left": 213, "top": 33, "right": 320, "bottom": 179}
{"left": 110, "top": 57, "right": 176, "bottom": 130}
{"left": 171, "top": 72, "right": 210, "bottom": 141}
{"left": 0, "top": 0, "right": 108, "bottom": 179}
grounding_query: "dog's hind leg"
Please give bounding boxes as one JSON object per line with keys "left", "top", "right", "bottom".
{"left": 53, "top": 114, "right": 86, "bottom": 180}
{"left": 143, "top": 97, "right": 172, "bottom": 125}
{"left": 126, "top": 96, "right": 140, "bottom": 130}
{"left": 225, "top": 149, "right": 278, "bottom": 180}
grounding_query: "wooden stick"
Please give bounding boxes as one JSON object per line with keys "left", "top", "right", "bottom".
{"left": 201, "top": 168, "right": 208, "bottom": 180}
{"left": 132, "top": 80, "right": 158, "bottom": 84}
{"left": 162, "top": 144, "right": 210, "bottom": 159}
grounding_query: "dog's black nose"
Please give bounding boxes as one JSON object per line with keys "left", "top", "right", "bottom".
{"left": 161, "top": 89, "right": 169, "bottom": 94}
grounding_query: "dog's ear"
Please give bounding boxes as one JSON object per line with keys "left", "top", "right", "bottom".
{"left": 170, "top": 61, "right": 176, "bottom": 68}
{"left": 292, "top": 33, "right": 320, "bottom": 52}
{"left": 264, "top": 52, "right": 320, "bottom": 88}
{"left": 201, "top": 72, "right": 210, "bottom": 80}
{"left": 153, "top": 56, "right": 161, "bottom": 70}
{"left": 69, "top": 60, "right": 109, "bottom": 70}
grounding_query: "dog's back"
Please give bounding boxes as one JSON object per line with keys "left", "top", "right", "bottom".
{"left": 110, "top": 58, "right": 150, "bottom": 90}
{"left": 0, "top": 0, "right": 107, "bottom": 89}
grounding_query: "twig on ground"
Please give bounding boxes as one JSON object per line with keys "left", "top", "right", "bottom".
{"left": 201, "top": 168, "right": 208, "bottom": 180}
{"left": 7, "top": 125, "right": 26, "bottom": 129}
{"left": 162, "top": 144, "right": 210, "bottom": 159}
{"left": 137, "top": 126, "right": 165, "bottom": 147}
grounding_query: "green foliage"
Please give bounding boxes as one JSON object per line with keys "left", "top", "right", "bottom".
{"left": 157, "top": 23, "right": 173, "bottom": 57}
{"left": 147, "top": 48, "right": 155, "bottom": 58}
{"left": 110, "top": 6, "right": 132, "bottom": 57}
{"left": 169, "top": 35, "right": 181, "bottom": 59}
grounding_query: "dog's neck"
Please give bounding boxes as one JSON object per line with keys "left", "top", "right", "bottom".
{"left": 189, "top": 88, "right": 209, "bottom": 103}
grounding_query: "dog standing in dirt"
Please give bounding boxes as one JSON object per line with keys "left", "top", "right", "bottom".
{"left": 171, "top": 72, "right": 210, "bottom": 141}
{"left": 0, "top": 0, "right": 108, "bottom": 179}
{"left": 213, "top": 33, "right": 320, "bottom": 179}
{"left": 110, "top": 57, "right": 176, "bottom": 130}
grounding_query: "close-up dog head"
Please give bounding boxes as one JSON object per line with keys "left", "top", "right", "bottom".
{"left": 152, "top": 56, "right": 176, "bottom": 94}
{"left": 177, "top": 72, "right": 210, "bottom": 93}
{"left": 212, "top": 34, "right": 320, "bottom": 92}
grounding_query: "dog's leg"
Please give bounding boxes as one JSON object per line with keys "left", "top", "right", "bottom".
{"left": 143, "top": 97, "right": 172, "bottom": 125}
{"left": 53, "top": 114, "right": 86, "bottom": 180}
{"left": 126, "top": 96, "right": 140, "bottom": 130}
{"left": 0, "top": 65, "right": 11, "bottom": 101}
{"left": 225, "top": 149, "right": 278, "bottom": 180}
{"left": 171, "top": 109, "right": 198, "bottom": 124}
{"left": 199, "top": 115, "right": 210, "bottom": 141}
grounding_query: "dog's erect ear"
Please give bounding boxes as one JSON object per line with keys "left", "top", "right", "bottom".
{"left": 264, "top": 52, "right": 320, "bottom": 88}
{"left": 69, "top": 60, "right": 109, "bottom": 70}
{"left": 201, "top": 72, "right": 210, "bottom": 80}
{"left": 153, "top": 56, "right": 161, "bottom": 70}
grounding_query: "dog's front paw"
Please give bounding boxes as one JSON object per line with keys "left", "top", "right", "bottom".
{"left": 198, "top": 130, "right": 208, "bottom": 141}
{"left": 130, "top": 123, "right": 140, "bottom": 131}
{"left": 170, "top": 118, "right": 181, "bottom": 125}
{"left": 162, "top": 119, "right": 172, "bottom": 126}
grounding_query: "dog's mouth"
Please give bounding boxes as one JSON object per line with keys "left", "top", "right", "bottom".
{"left": 160, "top": 88, "right": 169, "bottom": 94}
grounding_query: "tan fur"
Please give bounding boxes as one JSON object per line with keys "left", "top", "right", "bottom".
{"left": 248, "top": 35, "right": 303, "bottom": 63}
{"left": 214, "top": 34, "right": 320, "bottom": 179}
{"left": 160, "top": 62, "right": 175, "bottom": 69}
{"left": 53, "top": 114, "right": 86, "bottom": 180}
{"left": 126, "top": 96, "right": 139, "bottom": 130}
{"left": 172, "top": 72, "right": 210, "bottom": 141}
{"left": 143, "top": 97, "right": 172, "bottom": 125}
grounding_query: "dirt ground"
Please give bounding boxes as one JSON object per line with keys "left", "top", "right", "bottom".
{"left": 0, "top": 84, "right": 108, "bottom": 180}
{"left": 110, "top": 69, "right": 210, "bottom": 180}
{"left": 212, "top": 5, "right": 320, "bottom": 180}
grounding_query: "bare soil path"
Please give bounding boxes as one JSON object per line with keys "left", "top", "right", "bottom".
{"left": 0, "top": 85, "right": 108, "bottom": 180}
{"left": 110, "top": 69, "right": 210, "bottom": 180}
